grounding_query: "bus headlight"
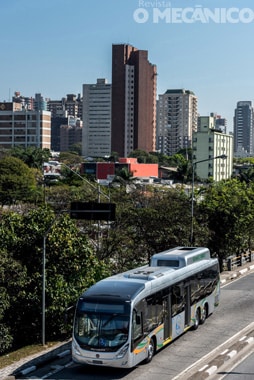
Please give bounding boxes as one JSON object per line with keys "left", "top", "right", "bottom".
{"left": 115, "top": 344, "right": 129, "bottom": 359}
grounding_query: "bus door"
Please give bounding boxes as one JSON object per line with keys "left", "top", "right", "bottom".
{"left": 184, "top": 284, "right": 191, "bottom": 326}
{"left": 162, "top": 294, "right": 171, "bottom": 340}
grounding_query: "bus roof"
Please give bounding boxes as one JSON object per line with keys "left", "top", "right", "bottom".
{"left": 80, "top": 248, "right": 218, "bottom": 304}
{"left": 150, "top": 246, "right": 210, "bottom": 268}
{"left": 80, "top": 278, "right": 145, "bottom": 302}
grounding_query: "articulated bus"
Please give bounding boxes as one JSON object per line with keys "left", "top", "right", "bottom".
{"left": 72, "top": 246, "right": 220, "bottom": 368}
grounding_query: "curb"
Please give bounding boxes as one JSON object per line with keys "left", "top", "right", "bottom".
{"left": 220, "top": 262, "right": 254, "bottom": 285}
{"left": 0, "top": 340, "right": 71, "bottom": 380}
{"left": 12, "top": 345, "right": 71, "bottom": 378}
{"left": 16, "top": 349, "right": 71, "bottom": 377}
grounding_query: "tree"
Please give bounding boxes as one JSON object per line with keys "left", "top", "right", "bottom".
{"left": 109, "top": 151, "right": 119, "bottom": 162}
{"left": 115, "top": 167, "right": 133, "bottom": 181}
{"left": 98, "top": 187, "right": 196, "bottom": 272}
{"left": 68, "top": 143, "right": 82, "bottom": 156}
{"left": 128, "top": 149, "right": 148, "bottom": 162}
{"left": 199, "top": 179, "right": 254, "bottom": 270}
{"left": 0, "top": 249, "right": 28, "bottom": 353}
{"left": 0, "top": 207, "right": 110, "bottom": 349}
{"left": 237, "top": 166, "right": 254, "bottom": 183}
{"left": 0, "top": 156, "right": 37, "bottom": 205}
{"left": 11, "top": 147, "right": 51, "bottom": 169}
{"left": 45, "top": 215, "right": 110, "bottom": 335}
{"left": 2, "top": 162, "right": 254, "bottom": 354}
{"left": 59, "top": 151, "right": 83, "bottom": 165}
{"left": 171, "top": 153, "right": 189, "bottom": 182}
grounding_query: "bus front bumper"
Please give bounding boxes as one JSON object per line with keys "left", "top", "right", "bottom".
{"left": 72, "top": 339, "right": 130, "bottom": 368}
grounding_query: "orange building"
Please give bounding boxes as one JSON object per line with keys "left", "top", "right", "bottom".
{"left": 81, "top": 158, "right": 158, "bottom": 180}
{"left": 118, "top": 158, "right": 158, "bottom": 178}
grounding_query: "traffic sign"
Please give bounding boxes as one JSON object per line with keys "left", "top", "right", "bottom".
{"left": 70, "top": 201, "right": 116, "bottom": 221}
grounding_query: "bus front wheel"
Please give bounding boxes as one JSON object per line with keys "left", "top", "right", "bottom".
{"left": 145, "top": 338, "right": 155, "bottom": 363}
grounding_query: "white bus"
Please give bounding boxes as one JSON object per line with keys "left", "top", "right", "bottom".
{"left": 72, "top": 246, "right": 220, "bottom": 368}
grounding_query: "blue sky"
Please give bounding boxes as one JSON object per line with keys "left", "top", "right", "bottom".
{"left": 1, "top": 0, "right": 254, "bottom": 131}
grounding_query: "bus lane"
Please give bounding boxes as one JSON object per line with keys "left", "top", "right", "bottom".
{"left": 42, "top": 272, "right": 254, "bottom": 380}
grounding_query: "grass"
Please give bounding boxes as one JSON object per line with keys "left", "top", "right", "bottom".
{"left": 0, "top": 342, "right": 59, "bottom": 369}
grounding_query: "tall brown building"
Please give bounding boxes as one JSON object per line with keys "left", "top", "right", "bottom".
{"left": 111, "top": 44, "right": 157, "bottom": 157}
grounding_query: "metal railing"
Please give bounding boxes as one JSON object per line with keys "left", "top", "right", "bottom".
{"left": 223, "top": 251, "right": 254, "bottom": 271}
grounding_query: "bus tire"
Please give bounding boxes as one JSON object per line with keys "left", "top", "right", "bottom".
{"left": 200, "top": 304, "right": 208, "bottom": 325}
{"left": 193, "top": 308, "right": 200, "bottom": 330}
{"left": 144, "top": 337, "right": 155, "bottom": 364}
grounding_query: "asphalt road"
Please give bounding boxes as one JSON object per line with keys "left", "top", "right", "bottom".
{"left": 221, "top": 351, "right": 254, "bottom": 379}
{"left": 22, "top": 272, "right": 254, "bottom": 380}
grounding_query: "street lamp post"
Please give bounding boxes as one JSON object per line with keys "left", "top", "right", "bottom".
{"left": 42, "top": 234, "right": 46, "bottom": 346}
{"left": 42, "top": 212, "right": 67, "bottom": 346}
{"left": 190, "top": 154, "right": 227, "bottom": 246}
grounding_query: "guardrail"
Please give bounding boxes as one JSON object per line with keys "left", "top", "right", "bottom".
{"left": 223, "top": 251, "right": 254, "bottom": 271}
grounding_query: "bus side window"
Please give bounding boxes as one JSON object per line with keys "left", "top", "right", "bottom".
{"left": 145, "top": 292, "right": 164, "bottom": 331}
{"left": 171, "top": 284, "right": 184, "bottom": 316}
{"left": 132, "top": 309, "right": 142, "bottom": 341}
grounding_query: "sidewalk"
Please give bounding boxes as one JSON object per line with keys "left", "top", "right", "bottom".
{"left": 1, "top": 340, "right": 71, "bottom": 380}
{"left": 220, "top": 260, "right": 254, "bottom": 285}
{"left": 1, "top": 261, "right": 254, "bottom": 380}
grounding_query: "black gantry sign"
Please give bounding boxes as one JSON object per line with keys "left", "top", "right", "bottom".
{"left": 70, "top": 201, "right": 116, "bottom": 221}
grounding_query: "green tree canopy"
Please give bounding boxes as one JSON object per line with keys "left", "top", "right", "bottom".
{"left": 68, "top": 143, "right": 82, "bottom": 156}
{"left": 59, "top": 151, "right": 83, "bottom": 165}
{"left": 0, "top": 249, "right": 28, "bottom": 354}
{"left": 98, "top": 186, "right": 197, "bottom": 273}
{"left": 128, "top": 149, "right": 158, "bottom": 163}
{"left": 0, "top": 207, "right": 110, "bottom": 349}
{"left": 0, "top": 156, "right": 37, "bottom": 205}
{"left": 199, "top": 179, "right": 254, "bottom": 269}
{"left": 10, "top": 147, "right": 51, "bottom": 169}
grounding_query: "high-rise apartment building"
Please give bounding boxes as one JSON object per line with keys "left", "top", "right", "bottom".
{"left": 34, "top": 93, "right": 47, "bottom": 111}
{"left": 157, "top": 89, "right": 198, "bottom": 156}
{"left": 65, "top": 94, "right": 82, "bottom": 119}
{"left": 82, "top": 78, "right": 111, "bottom": 158}
{"left": 60, "top": 118, "right": 82, "bottom": 152}
{"left": 51, "top": 116, "right": 68, "bottom": 152}
{"left": 12, "top": 92, "right": 47, "bottom": 111}
{"left": 12, "top": 91, "right": 33, "bottom": 110}
{"left": 51, "top": 115, "right": 82, "bottom": 152}
{"left": 233, "top": 101, "right": 254, "bottom": 156}
{"left": 0, "top": 102, "right": 51, "bottom": 149}
{"left": 192, "top": 115, "right": 233, "bottom": 181}
{"left": 111, "top": 44, "right": 157, "bottom": 157}
{"left": 47, "top": 98, "right": 67, "bottom": 118}
{"left": 47, "top": 94, "right": 83, "bottom": 119}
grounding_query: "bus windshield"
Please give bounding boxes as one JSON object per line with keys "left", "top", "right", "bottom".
{"left": 74, "top": 301, "right": 130, "bottom": 351}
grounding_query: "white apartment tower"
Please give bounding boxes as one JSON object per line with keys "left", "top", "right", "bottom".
{"left": 82, "top": 79, "right": 111, "bottom": 158}
{"left": 192, "top": 115, "right": 233, "bottom": 181}
{"left": 157, "top": 89, "right": 198, "bottom": 155}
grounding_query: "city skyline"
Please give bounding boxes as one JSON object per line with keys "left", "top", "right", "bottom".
{"left": 1, "top": 0, "right": 254, "bottom": 132}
